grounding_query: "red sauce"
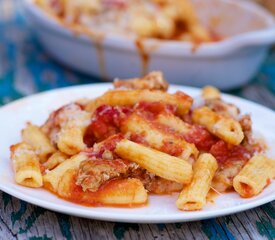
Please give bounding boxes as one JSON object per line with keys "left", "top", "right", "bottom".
{"left": 129, "top": 106, "right": 216, "bottom": 153}
{"left": 175, "top": 91, "right": 193, "bottom": 104}
{"left": 129, "top": 133, "right": 149, "bottom": 146}
{"left": 89, "top": 117, "right": 118, "bottom": 142}
{"left": 83, "top": 125, "right": 97, "bottom": 148}
{"left": 40, "top": 164, "right": 46, "bottom": 175}
{"left": 182, "top": 111, "right": 193, "bottom": 124}
{"left": 68, "top": 177, "right": 147, "bottom": 207}
{"left": 102, "top": 0, "right": 127, "bottom": 9}
{"left": 84, "top": 105, "right": 132, "bottom": 144}
{"left": 210, "top": 140, "right": 251, "bottom": 166}
{"left": 241, "top": 178, "right": 271, "bottom": 198}
{"left": 135, "top": 102, "right": 176, "bottom": 120}
{"left": 240, "top": 183, "right": 254, "bottom": 198}
{"left": 160, "top": 140, "right": 183, "bottom": 156}
{"left": 183, "top": 125, "right": 217, "bottom": 151}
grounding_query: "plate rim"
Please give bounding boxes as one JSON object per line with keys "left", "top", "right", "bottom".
{"left": 0, "top": 83, "right": 274, "bottom": 223}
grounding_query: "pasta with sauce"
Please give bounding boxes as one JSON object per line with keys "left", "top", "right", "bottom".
{"left": 10, "top": 71, "right": 274, "bottom": 210}
{"left": 34, "top": 0, "right": 221, "bottom": 43}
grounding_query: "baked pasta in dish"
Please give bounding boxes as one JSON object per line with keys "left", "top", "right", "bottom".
{"left": 35, "top": 0, "right": 221, "bottom": 43}
{"left": 10, "top": 71, "right": 275, "bottom": 210}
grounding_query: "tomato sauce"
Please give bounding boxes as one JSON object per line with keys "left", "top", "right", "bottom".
{"left": 160, "top": 140, "right": 183, "bottom": 156}
{"left": 135, "top": 102, "right": 176, "bottom": 120}
{"left": 240, "top": 178, "right": 270, "bottom": 198}
{"left": 68, "top": 177, "right": 147, "bottom": 208}
{"left": 84, "top": 105, "right": 132, "bottom": 145}
{"left": 102, "top": 0, "right": 127, "bottom": 9}
{"left": 40, "top": 164, "right": 46, "bottom": 175}
{"left": 210, "top": 140, "right": 251, "bottom": 166}
{"left": 129, "top": 133, "right": 149, "bottom": 146}
{"left": 183, "top": 125, "right": 217, "bottom": 151}
{"left": 240, "top": 183, "right": 254, "bottom": 198}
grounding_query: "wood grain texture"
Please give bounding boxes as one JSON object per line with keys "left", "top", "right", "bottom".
{"left": 0, "top": 191, "right": 274, "bottom": 240}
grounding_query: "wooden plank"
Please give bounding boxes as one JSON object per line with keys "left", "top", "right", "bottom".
{"left": 1, "top": 190, "right": 275, "bottom": 239}
{"left": 0, "top": 215, "right": 17, "bottom": 240}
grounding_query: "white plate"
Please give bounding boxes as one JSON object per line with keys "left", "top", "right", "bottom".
{"left": 0, "top": 84, "right": 274, "bottom": 223}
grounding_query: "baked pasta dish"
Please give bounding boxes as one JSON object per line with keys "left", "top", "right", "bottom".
{"left": 10, "top": 72, "right": 275, "bottom": 210}
{"left": 35, "top": 0, "right": 220, "bottom": 43}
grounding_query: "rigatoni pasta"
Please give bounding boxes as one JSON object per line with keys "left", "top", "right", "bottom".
{"left": 44, "top": 151, "right": 68, "bottom": 170}
{"left": 85, "top": 89, "right": 193, "bottom": 116}
{"left": 22, "top": 123, "right": 55, "bottom": 162}
{"left": 43, "top": 153, "right": 88, "bottom": 192}
{"left": 115, "top": 139, "right": 193, "bottom": 184}
{"left": 120, "top": 112, "right": 198, "bottom": 162}
{"left": 57, "top": 109, "right": 91, "bottom": 155}
{"left": 233, "top": 156, "right": 275, "bottom": 198}
{"left": 176, "top": 153, "right": 218, "bottom": 211}
{"left": 10, "top": 143, "right": 43, "bottom": 188}
{"left": 192, "top": 106, "right": 244, "bottom": 145}
{"left": 58, "top": 169, "right": 148, "bottom": 206}
{"left": 10, "top": 71, "right": 273, "bottom": 210}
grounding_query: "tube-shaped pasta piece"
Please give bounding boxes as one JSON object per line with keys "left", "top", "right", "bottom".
{"left": 192, "top": 107, "right": 244, "bottom": 145}
{"left": 57, "top": 169, "right": 76, "bottom": 199}
{"left": 156, "top": 113, "right": 191, "bottom": 135}
{"left": 176, "top": 153, "right": 218, "bottom": 211}
{"left": 10, "top": 143, "right": 43, "bottom": 188}
{"left": 43, "top": 153, "right": 88, "bottom": 192}
{"left": 22, "top": 123, "right": 55, "bottom": 163}
{"left": 115, "top": 139, "right": 193, "bottom": 184}
{"left": 85, "top": 89, "right": 193, "bottom": 116}
{"left": 211, "top": 162, "right": 243, "bottom": 193}
{"left": 233, "top": 156, "right": 275, "bottom": 198}
{"left": 202, "top": 86, "right": 221, "bottom": 100}
{"left": 121, "top": 113, "right": 198, "bottom": 161}
{"left": 81, "top": 178, "right": 148, "bottom": 206}
{"left": 57, "top": 126, "right": 85, "bottom": 155}
{"left": 58, "top": 170, "right": 148, "bottom": 206}
{"left": 57, "top": 110, "right": 91, "bottom": 155}
{"left": 44, "top": 151, "right": 68, "bottom": 170}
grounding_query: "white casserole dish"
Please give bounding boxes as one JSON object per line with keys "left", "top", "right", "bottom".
{"left": 23, "top": 0, "right": 275, "bottom": 90}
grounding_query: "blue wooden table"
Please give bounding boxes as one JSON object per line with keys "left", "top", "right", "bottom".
{"left": 0, "top": 1, "right": 274, "bottom": 239}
